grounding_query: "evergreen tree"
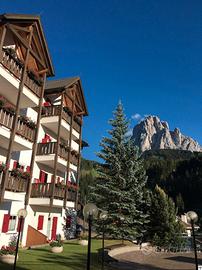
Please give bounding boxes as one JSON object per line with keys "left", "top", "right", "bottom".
{"left": 90, "top": 102, "right": 149, "bottom": 240}
{"left": 149, "top": 185, "right": 184, "bottom": 247}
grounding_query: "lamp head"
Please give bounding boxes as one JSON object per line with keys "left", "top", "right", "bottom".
{"left": 100, "top": 210, "right": 108, "bottom": 220}
{"left": 83, "top": 203, "right": 98, "bottom": 219}
{"left": 186, "top": 211, "right": 198, "bottom": 224}
{"left": 17, "top": 208, "right": 28, "bottom": 218}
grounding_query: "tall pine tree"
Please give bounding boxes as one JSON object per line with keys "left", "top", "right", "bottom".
{"left": 90, "top": 102, "right": 149, "bottom": 240}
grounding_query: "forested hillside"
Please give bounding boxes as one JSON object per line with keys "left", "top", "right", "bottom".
{"left": 80, "top": 150, "right": 202, "bottom": 215}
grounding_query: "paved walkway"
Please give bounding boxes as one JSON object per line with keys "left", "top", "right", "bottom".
{"left": 109, "top": 250, "right": 202, "bottom": 270}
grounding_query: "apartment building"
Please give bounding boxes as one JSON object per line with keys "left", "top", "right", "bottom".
{"left": 0, "top": 14, "right": 88, "bottom": 247}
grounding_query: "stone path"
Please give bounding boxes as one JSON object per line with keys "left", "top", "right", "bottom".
{"left": 109, "top": 250, "right": 202, "bottom": 270}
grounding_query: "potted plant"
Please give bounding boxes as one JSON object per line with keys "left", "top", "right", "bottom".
{"left": 78, "top": 233, "right": 88, "bottom": 246}
{"left": 50, "top": 234, "right": 63, "bottom": 253}
{"left": 0, "top": 236, "right": 17, "bottom": 264}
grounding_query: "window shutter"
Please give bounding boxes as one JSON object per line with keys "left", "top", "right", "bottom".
{"left": 17, "top": 217, "right": 24, "bottom": 232}
{"left": 39, "top": 170, "right": 45, "bottom": 183}
{"left": 2, "top": 214, "right": 10, "bottom": 233}
{"left": 13, "top": 161, "right": 17, "bottom": 169}
{"left": 37, "top": 215, "right": 44, "bottom": 230}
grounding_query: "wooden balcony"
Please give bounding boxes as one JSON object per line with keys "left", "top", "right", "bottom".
{"left": 37, "top": 142, "right": 69, "bottom": 160}
{"left": 0, "top": 49, "right": 42, "bottom": 107}
{"left": 30, "top": 183, "right": 76, "bottom": 206}
{"left": 5, "top": 173, "right": 28, "bottom": 193}
{"left": 0, "top": 108, "right": 35, "bottom": 150}
{"left": 40, "top": 106, "right": 72, "bottom": 139}
{"left": 35, "top": 142, "right": 69, "bottom": 171}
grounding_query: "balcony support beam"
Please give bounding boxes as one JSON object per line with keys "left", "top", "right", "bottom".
{"left": 50, "top": 95, "right": 63, "bottom": 208}
{"left": 0, "top": 25, "right": 34, "bottom": 202}
{"left": 25, "top": 72, "right": 47, "bottom": 206}
{"left": 0, "top": 25, "right": 7, "bottom": 62}
{"left": 75, "top": 116, "right": 83, "bottom": 210}
{"left": 64, "top": 89, "right": 76, "bottom": 209}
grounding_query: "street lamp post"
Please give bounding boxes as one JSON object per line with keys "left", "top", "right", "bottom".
{"left": 100, "top": 211, "right": 108, "bottom": 270}
{"left": 83, "top": 203, "right": 98, "bottom": 270}
{"left": 13, "top": 208, "right": 28, "bottom": 270}
{"left": 186, "top": 211, "right": 198, "bottom": 270}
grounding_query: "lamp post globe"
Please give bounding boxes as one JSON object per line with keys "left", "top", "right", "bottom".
{"left": 100, "top": 211, "right": 108, "bottom": 221}
{"left": 186, "top": 211, "right": 198, "bottom": 224}
{"left": 83, "top": 203, "right": 98, "bottom": 270}
{"left": 83, "top": 203, "right": 98, "bottom": 220}
{"left": 186, "top": 211, "right": 198, "bottom": 270}
{"left": 100, "top": 210, "right": 108, "bottom": 270}
{"left": 14, "top": 209, "right": 28, "bottom": 270}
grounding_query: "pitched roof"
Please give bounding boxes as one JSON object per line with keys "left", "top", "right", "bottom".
{"left": 45, "top": 77, "right": 88, "bottom": 116}
{"left": 0, "top": 13, "right": 54, "bottom": 77}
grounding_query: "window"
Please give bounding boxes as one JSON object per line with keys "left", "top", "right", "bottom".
{"left": 8, "top": 216, "right": 17, "bottom": 231}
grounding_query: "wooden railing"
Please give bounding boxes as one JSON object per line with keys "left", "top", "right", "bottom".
{"left": 41, "top": 105, "right": 71, "bottom": 124}
{"left": 0, "top": 108, "right": 35, "bottom": 142}
{"left": 4, "top": 173, "right": 28, "bottom": 192}
{"left": 31, "top": 183, "right": 76, "bottom": 201}
{"left": 70, "top": 154, "right": 79, "bottom": 166}
{"left": 1, "top": 49, "right": 42, "bottom": 97}
{"left": 72, "top": 120, "right": 81, "bottom": 133}
{"left": 36, "top": 142, "right": 69, "bottom": 160}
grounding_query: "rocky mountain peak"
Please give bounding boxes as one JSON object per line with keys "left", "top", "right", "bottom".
{"left": 132, "top": 116, "right": 201, "bottom": 152}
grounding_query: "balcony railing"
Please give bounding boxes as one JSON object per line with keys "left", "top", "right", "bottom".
{"left": 41, "top": 105, "right": 71, "bottom": 124}
{"left": 31, "top": 183, "right": 76, "bottom": 201}
{"left": 0, "top": 108, "right": 35, "bottom": 142}
{"left": 0, "top": 172, "right": 28, "bottom": 193}
{"left": 1, "top": 49, "right": 43, "bottom": 97}
{"left": 36, "top": 142, "right": 69, "bottom": 160}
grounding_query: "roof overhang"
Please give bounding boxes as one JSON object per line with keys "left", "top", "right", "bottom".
{"left": 0, "top": 13, "right": 54, "bottom": 77}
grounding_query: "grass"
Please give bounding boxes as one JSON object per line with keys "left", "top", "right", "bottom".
{"left": 0, "top": 239, "right": 121, "bottom": 270}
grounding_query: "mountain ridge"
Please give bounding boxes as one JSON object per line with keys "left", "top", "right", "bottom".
{"left": 132, "top": 115, "right": 201, "bottom": 152}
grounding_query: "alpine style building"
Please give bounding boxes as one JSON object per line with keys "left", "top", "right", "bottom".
{"left": 0, "top": 14, "right": 88, "bottom": 247}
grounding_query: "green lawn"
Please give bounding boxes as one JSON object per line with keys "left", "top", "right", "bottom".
{"left": 0, "top": 239, "right": 120, "bottom": 270}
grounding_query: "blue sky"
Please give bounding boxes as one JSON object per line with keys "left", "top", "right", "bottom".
{"left": 1, "top": 0, "right": 202, "bottom": 161}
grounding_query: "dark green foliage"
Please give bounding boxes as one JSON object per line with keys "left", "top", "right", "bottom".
{"left": 176, "top": 193, "right": 185, "bottom": 215}
{"left": 79, "top": 158, "right": 98, "bottom": 204}
{"left": 149, "top": 186, "right": 185, "bottom": 248}
{"left": 90, "top": 102, "right": 149, "bottom": 241}
{"left": 144, "top": 149, "right": 202, "bottom": 217}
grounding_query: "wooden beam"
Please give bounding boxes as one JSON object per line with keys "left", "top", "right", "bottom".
{"left": 50, "top": 94, "right": 64, "bottom": 207}
{"left": 7, "top": 24, "right": 46, "bottom": 69}
{"left": 75, "top": 116, "right": 83, "bottom": 210}
{"left": 0, "top": 26, "right": 34, "bottom": 202}
{"left": 0, "top": 26, "right": 7, "bottom": 62}
{"left": 64, "top": 90, "right": 76, "bottom": 209}
{"left": 25, "top": 72, "right": 46, "bottom": 206}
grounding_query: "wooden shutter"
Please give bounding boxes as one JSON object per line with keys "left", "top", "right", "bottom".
{"left": 2, "top": 214, "right": 10, "bottom": 233}
{"left": 37, "top": 215, "right": 44, "bottom": 230}
{"left": 51, "top": 217, "right": 58, "bottom": 240}
{"left": 39, "top": 170, "right": 46, "bottom": 183}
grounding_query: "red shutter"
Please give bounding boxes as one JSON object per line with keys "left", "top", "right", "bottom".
{"left": 17, "top": 217, "right": 24, "bottom": 232}
{"left": 2, "top": 214, "right": 10, "bottom": 233}
{"left": 39, "top": 170, "right": 45, "bottom": 183}
{"left": 51, "top": 217, "right": 58, "bottom": 240}
{"left": 37, "top": 215, "right": 44, "bottom": 230}
{"left": 13, "top": 161, "right": 17, "bottom": 169}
